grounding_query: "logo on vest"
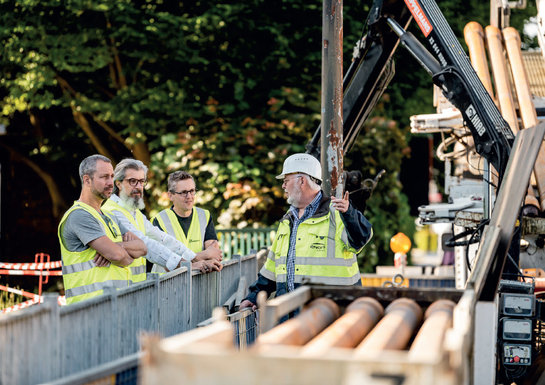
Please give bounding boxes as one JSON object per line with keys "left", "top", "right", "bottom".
{"left": 189, "top": 239, "right": 200, "bottom": 243}
{"left": 310, "top": 242, "right": 325, "bottom": 250}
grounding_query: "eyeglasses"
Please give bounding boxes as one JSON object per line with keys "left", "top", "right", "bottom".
{"left": 125, "top": 178, "right": 147, "bottom": 187}
{"left": 171, "top": 188, "right": 197, "bottom": 197}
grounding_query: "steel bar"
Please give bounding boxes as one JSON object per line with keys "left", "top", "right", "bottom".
{"left": 354, "top": 298, "right": 422, "bottom": 356}
{"left": 300, "top": 297, "right": 383, "bottom": 356}
{"left": 321, "top": 0, "right": 343, "bottom": 197}
{"left": 408, "top": 299, "right": 456, "bottom": 360}
{"left": 255, "top": 297, "right": 340, "bottom": 348}
{"left": 504, "top": 27, "right": 545, "bottom": 212}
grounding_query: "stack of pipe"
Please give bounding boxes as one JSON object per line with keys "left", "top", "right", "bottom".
{"left": 254, "top": 297, "right": 340, "bottom": 349}
{"left": 301, "top": 297, "right": 384, "bottom": 356}
{"left": 353, "top": 298, "right": 423, "bottom": 358}
{"left": 464, "top": 21, "right": 545, "bottom": 214}
{"left": 408, "top": 299, "right": 456, "bottom": 361}
{"left": 254, "top": 297, "right": 456, "bottom": 360}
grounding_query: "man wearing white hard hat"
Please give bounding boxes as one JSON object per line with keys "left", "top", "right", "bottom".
{"left": 240, "top": 153, "right": 372, "bottom": 312}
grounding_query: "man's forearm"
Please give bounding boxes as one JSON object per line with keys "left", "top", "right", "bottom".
{"left": 245, "top": 273, "right": 276, "bottom": 305}
{"left": 120, "top": 239, "right": 147, "bottom": 259}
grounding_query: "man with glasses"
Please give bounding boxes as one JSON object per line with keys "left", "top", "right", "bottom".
{"left": 152, "top": 171, "right": 219, "bottom": 272}
{"left": 239, "top": 153, "right": 373, "bottom": 312}
{"left": 102, "top": 159, "right": 222, "bottom": 279}
{"left": 58, "top": 155, "right": 148, "bottom": 305}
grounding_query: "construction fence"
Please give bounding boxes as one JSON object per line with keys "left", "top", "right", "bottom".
{"left": 217, "top": 227, "right": 276, "bottom": 259}
{"left": 0, "top": 254, "right": 258, "bottom": 385}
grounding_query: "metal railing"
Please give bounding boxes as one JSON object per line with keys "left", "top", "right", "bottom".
{"left": 43, "top": 308, "right": 260, "bottom": 385}
{"left": 0, "top": 254, "right": 257, "bottom": 385}
{"left": 217, "top": 228, "right": 276, "bottom": 259}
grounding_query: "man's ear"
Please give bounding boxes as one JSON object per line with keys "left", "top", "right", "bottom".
{"left": 115, "top": 180, "right": 122, "bottom": 191}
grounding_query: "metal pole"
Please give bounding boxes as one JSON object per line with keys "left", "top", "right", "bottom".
{"left": 321, "top": 0, "right": 344, "bottom": 197}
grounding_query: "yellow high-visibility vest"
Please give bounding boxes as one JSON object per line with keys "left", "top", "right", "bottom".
{"left": 154, "top": 207, "right": 209, "bottom": 253}
{"left": 261, "top": 205, "right": 371, "bottom": 285}
{"left": 102, "top": 199, "right": 147, "bottom": 283}
{"left": 58, "top": 201, "right": 131, "bottom": 305}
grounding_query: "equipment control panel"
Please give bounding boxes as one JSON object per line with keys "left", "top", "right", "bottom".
{"left": 502, "top": 344, "right": 532, "bottom": 366}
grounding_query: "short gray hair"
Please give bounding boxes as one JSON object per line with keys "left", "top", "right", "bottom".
{"left": 113, "top": 158, "right": 148, "bottom": 193}
{"left": 167, "top": 171, "right": 194, "bottom": 192}
{"left": 302, "top": 174, "right": 321, "bottom": 192}
{"left": 79, "top": 154, "right": 111, "bottom": 184}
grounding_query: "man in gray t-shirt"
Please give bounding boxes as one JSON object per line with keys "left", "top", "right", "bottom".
{"left": 62, "top": 209, "right": 130, "bottom": 253}
{"left": 58, "top": 155, "right": 147, "bottom": 305}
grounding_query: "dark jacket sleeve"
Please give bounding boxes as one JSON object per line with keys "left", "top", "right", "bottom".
{"left": 245, "top": 273, "right": 276, "bottom": 305}
{"left": 339, "top": 204, "right": 372, "bottom": 250}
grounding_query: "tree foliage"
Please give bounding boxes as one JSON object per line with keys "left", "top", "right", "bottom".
{"left": 0, "top": 0, "right": 538, "bottom": 269}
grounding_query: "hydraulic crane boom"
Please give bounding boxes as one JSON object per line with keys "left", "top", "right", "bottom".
{"left": 307, "top": 0, "right": 514, "bottom": 181}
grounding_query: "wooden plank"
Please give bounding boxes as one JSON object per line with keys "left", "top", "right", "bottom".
{"left": 259, "top": 286, "right": 312, "bottom": 333}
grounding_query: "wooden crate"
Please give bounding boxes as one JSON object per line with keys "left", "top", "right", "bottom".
{"left": 141, "top": 285, "right": 474, "bottom": 385}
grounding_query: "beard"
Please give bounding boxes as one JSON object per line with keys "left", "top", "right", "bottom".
{"left": 287, "top": 184, "right": 303, "bottom": 207}
{"left": 119, "top": 189, "right": 145, "bottom": 211}
{"left": 92, "top": 185, "right": 112, "bottom": 200}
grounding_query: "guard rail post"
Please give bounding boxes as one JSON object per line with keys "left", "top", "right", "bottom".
{"left": 150, "top": 273, "right": 160, "bottom": 334}
{"left": 44, "top": 293, "right": 61, "bottom": 382}
{"left": 181, "top": 261, "right": 192, "bottom": 331}
{"left": 104, "top": 286, "right": 119, "bottom": 362}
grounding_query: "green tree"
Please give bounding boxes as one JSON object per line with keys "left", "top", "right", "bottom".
{"left": 0, "top": 0, "right": 538, "bottom": 270}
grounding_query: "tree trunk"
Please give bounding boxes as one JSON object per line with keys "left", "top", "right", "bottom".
{"left": 0, "top": 142, "right": 68, "bottom": 220}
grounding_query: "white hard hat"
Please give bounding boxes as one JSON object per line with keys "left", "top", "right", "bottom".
{"left": 276, "top": 153, "right": 322, "bottom": 182}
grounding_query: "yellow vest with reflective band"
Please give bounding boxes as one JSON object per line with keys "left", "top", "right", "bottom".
{"left": 260, "top": 205, "right": 362, "bottom": 285}
{"left": 58, "top": 201, "right": 131, "bottom": 305}
{"left": 154, "top": 207, "right": 209, "bottom": 253}
{"left": 102, "top": 198, "right": 147, "bottom": 283}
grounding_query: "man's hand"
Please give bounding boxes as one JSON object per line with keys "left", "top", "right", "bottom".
{"left": 195, "top": 246, "right": 222, "bottom": 262}
{"left": 331, "top": 191, "right": 350, "bottom": 213}
{"left": 123, "top": 231, "right": 137, "bottom": 242}
{"left": 239, "top": 299, "right": 257, "bottom": 311}
{"left": 192, "top": 259, "right": 223, "bottom": 273}
{"left": 120, "top": 232, "right": 147, "bottom": 259}
{"left": 93, "top": 254, "right": 111, "bottom": 267}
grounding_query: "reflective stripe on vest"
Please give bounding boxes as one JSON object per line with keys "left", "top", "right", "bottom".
{"left": 102, "top": 198, "right": 147, "bottom": 283}
{"left": 130, "top": 263, "right": 147, "bottom": 277}
{"left": 58, "top": 201, "right": 131, "bottom": 305}
{"left": 154, "top": 207, "right": 209, "bottom": 253}
{"left": 260, "top": 205, "right": 360, "bottom": 285}
{"left": 64, "top": 279, "right": 129, "bottom": 298}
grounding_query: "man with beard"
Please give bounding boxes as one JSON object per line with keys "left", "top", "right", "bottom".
{"left": 58, "top": 154, "right": 148, "bottom": 305}
{"left": 239, "top": 153, "right": 373, "bottom": 312}
{"left": 102, "top": 159, "right": 222, "bottom": 281}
